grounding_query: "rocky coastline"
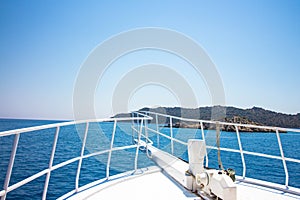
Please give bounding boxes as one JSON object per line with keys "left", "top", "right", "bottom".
{"left": 165, "top": 116, "right": 286, "bottom": 133}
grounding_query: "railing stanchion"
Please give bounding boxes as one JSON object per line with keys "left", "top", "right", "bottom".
{"left": 137, "top": 113, "right": 140, "bottom": 136}
{"left": 75, "top": 122, "right": 89, "bottom": 191}
{"left": 216, "top": 122, "right": 223, "bottom": 169}
{"left": 156, "top": 114, "right": 160, "bottom": 148}
{"left": 170, "top": 117, "right": 174, "bottom": 155}
{"left": 42, "top": 126, "right": 60, "bottom": 200}
{"left": 276, "top": 129, "right": 289, "bottom": 187}
{"left": 1, "top": 133, "right": 20, "bottom": 200}
{"left": 145, "top": 118, "right": 148, "bottom": 143}
{"left": 106, "top": 120, "right": 117, "bottom": 179}
{"left": 145, "top": 119, "right": 151, "bottom": 158}
{"left": 200, "top": 122, "right": 209, "bottom": 168}
{"left": 131, "top": 113, "right": 135, "bottom": 144}
{"left": 134, "top": 119, "right": 144, "bottom": 170}
{"left": 236, "top": 125, "right": 246, "bottom": 179}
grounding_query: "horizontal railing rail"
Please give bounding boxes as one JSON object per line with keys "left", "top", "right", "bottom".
{"left": 0, "top": 116, "right": 152, "bottom": 200}
{"left": 137, "top": 111, "right": 300, "bottom": 192}
{"left": 0, "top": 117, "right": 150, "bottom": 137}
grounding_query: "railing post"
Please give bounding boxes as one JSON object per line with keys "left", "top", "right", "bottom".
{"left": 170, "top": 117, "right": 174, "bottom": 155}
{"left": 1, "top": 133, "right": 20, "bottom": 200}
{"left": 134, "top": 119, "right": 144, "bottom": 170}
{"left": 137, "top": 113, "right": 140, "bottom": 135}
{"left": 216, "top": 122, "right": 223, "bottom": 169}
{"left": 145, "top": 118, "right": 148, "bottom": 143}
{"left": 42, "top": 127, "right": 60, "bottom": 200}
{"left": 131, "top": 113, "right": 135, "bottom": 144}
{"left": 75, "top": 122, "right": 89, "bottom": 192}
{"left": 106, "top": 120, "right": 117, "bottom": 179}
{"left": 235, "top": 125, "right": 246, "bottom": 179}
{"left": 156, "top": 114, "right": 160, "bottom": 148}
{"left": 200, "top": 122, "right": 209, "bottom": 168}
{"left": 144, "top": 118, "right": 151, "bottom": 158}
{"left": 276, "top": 129, "right": 289, "bottom": 187}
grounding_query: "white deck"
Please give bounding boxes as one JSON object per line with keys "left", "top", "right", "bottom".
{"left": 65, "top": 166, "right": 200, "bottom": 200}
{"left": 64, "top": 166, "right": 300, "bottom": 200}
{"left": 235, "top": 179, "right": 300, "bottom": 200}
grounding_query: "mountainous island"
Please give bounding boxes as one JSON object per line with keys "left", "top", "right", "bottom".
{"left": 114, "top": 106, "right": 300, "bottom": 132}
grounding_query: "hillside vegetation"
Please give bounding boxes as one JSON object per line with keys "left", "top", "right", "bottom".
{"left": 115, "top": 106, "right": 300, "bottom": 129}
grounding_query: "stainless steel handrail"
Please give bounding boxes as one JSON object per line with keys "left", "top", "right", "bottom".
{"left": 0, "top": 116, "right": 152, "bottom": 200}
{"left": 138, "top": 111, "right": 300, "bottom": 191}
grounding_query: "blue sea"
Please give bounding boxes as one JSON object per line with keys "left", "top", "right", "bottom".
{"left": 0, "top": 118, "right": 300, "bottom": 199}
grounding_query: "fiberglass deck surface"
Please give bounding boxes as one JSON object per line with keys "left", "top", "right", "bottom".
{"left": 235, "top": 178, "right": 300, "bottom": 200}
{"left": 66, "top": 167, "right": 300, "bottom": 200}
{"left": 66, "top": 167, "right": 200, "bottom": 200}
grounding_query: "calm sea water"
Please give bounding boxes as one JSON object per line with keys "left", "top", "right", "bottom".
{"left": 0, "top": 118, "right": 300, "bottom": 199}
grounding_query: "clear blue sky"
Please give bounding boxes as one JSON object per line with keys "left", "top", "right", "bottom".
{"left": 0, "top": 0, "right": 299, "bottom": 119}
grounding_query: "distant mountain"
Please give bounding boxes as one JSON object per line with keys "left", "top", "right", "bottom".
{"left": 114, "top": 106, "right": 300, "bottom": 128}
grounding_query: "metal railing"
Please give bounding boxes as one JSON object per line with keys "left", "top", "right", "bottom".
{"left": 1, "top": 111, "right": 300, "bottom": 199}
{"left": 0, "top": 116, "right": 152, "bottom": 200}
{"left": 136, "top": 111, "right": 300, "bottom": 191}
